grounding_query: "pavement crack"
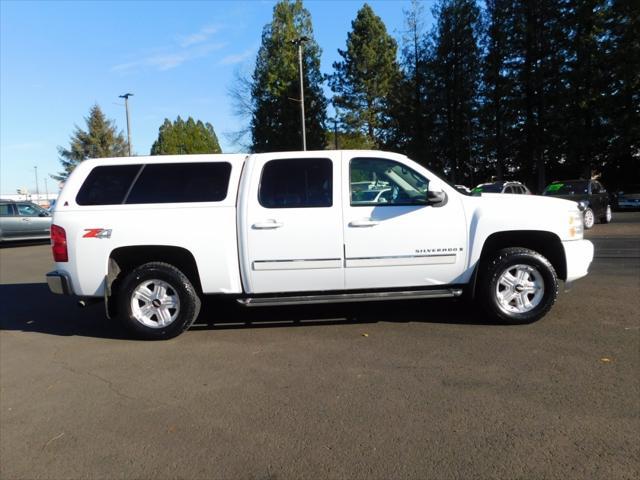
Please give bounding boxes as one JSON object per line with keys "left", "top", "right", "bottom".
{"left": 51, "top": 349, "right": 141, "bottom": 403}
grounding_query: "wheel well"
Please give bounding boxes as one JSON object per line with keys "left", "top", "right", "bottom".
{"left": 108, "top": 246, "right": 202, "bottom": 294}
{"left": 477, "top": 231, "right": 567, "bottom": 281}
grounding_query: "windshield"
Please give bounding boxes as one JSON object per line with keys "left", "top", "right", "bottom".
{"left": 472, "top": 183, "right": 503, "bottom": 193}
{"left": 543, "top": 181, "right": 589, "bottom": 196}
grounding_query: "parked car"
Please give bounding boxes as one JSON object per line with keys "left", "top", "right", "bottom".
{"left": 472, "top": 181, "right": 531, "bottom": 195}
{"left": 46, "top": 151, "right": 593, "bottom": 339}
{"left": 612, "top": 184, "right": 640, "bottom": 211}
{"left": 542, "top": 179, "right": 611, "bottom": 229}
{"left": 0, "top": 200, "right": 52, "bottom": 242}
{"left": 352, "top": 188, "right": 392, "bottom": 204}
{"left": 454, "top": 185, "right": 472, "bottom": 194}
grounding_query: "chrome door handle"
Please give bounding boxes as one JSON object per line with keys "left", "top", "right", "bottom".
{"left": 21, "top": 218, "right": 30, "bottom": 222}
{"left": 349, "top": 219, "right": 380, "bottom": 227}
{"left": 252, "top": 220, "right": 284, "bottom": 229}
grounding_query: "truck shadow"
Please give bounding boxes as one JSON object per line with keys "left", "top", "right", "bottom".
{"left": 0, "top": 283, "right": 502, "bottom": 340}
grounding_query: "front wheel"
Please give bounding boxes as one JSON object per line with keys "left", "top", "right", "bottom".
{"left": 479, "top": 248, "right": 558, "bottom": 325}
{"left": 117, "top": 262, "right": 201, "bottom": 340}
{"left": 583, "top": 207, "right": 595, "bottom": 229}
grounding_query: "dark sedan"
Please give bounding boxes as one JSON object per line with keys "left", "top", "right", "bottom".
{"left": 542, "top": 179, "right": 611, "bottom": 229}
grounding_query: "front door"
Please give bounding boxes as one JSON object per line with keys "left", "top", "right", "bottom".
{"left": 243, "top": 153, "right": 344, "bottom": 294}
{"left": 15, "top": 203, "right": 51, "bottom": 237}
{"left": 342, "top": 154, "right": 467, "bottom": 290}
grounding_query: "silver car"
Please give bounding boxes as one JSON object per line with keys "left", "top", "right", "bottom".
{"left": 0, "top": 200, "right": 51, "bottom": 242}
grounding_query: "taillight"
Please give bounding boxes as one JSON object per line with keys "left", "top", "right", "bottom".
{"left": 51, "top": 224, "right": 68, "bottom": 262}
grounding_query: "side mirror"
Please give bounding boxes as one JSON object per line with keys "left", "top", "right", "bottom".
{"left": 427, "top": 190, "right": 447, "bottom": 207}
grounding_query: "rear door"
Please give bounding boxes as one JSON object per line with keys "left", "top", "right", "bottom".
{"left": 0, "top": 203, "right": 19, "bottom": 240}
{"left": 241, "top": 153, "right": 344, "bottom": 294}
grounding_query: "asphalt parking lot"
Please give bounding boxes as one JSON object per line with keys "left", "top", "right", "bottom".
{"left": 1, "top": 213, "right": 639, "bottom": 479}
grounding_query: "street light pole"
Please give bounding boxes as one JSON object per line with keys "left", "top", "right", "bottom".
{"left": 119, "top": 93, "right": 134, "bottom": 156}
{"left": 291, "top": 36, "right": 309, "bottom": 151}
{"left": 34, "top": 166, "right": 39, "bottom": 202}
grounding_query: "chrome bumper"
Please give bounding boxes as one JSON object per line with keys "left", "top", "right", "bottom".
{"left": 46, "top": 271, "right": 72, "bottom": 295}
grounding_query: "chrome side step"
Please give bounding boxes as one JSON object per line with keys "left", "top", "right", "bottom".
{"left": 237, "top": 288, "right": 463, "bottom": 307}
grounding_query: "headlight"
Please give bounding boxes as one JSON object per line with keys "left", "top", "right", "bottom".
{"left": 568, "top": 210, "right": 584, "bottom": 239}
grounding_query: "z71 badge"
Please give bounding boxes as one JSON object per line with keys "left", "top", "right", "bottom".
{"left": 83, "top": 228, "right": 112, "bottom": 239}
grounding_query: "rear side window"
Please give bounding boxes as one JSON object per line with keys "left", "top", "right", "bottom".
{"left": 259, "top": 158, "right": 332, "bottom": 208}
{"left": 126, "top": 162, "right": 231, "bottom": 204}
{"left": 76, "top": 165, "right": 141, "bottom": 205}
{"left": 0, "top": 204, "right": 14, "bottom": 216}
{"left": 76, "top": 162, "right": 232, "bottom": 206}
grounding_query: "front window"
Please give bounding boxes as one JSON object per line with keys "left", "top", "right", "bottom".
{"left": 472, "top": 183, "right": 503, "bottom": 193}
{"left": 350, "top": 158, "right": 429, "bottom": 206}
{"left": 17, "top": 203, "right": 45, "bottom": 216}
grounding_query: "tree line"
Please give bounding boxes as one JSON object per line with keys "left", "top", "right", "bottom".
{"left": 246, "top": 0, "right": 638, "bottom": 190}
{"left": 56, "top": 0, "right": 638, "bottom": 191}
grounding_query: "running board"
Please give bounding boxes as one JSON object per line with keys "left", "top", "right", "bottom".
{"left": 237, "top": 288, "right": 463, "bottom": 307}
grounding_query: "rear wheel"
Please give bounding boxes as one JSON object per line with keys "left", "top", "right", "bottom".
{"left": 479, "top": 248, "right": 558, "bottom": 324}
{"left": 600, "top": 205, "right": 612, "bottom": 224}
{"left": 117, "top": 262, "right": 201, "bottom": 340}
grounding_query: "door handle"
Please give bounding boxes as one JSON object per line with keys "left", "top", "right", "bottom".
{"left": 252, "top": 220, "right": 284, "bottom": 229}
{"left": 349, "top": 219, "right": 380, "bottom": 227}
{"left": 21, "top": 218, "right": 30, "bottom": 222}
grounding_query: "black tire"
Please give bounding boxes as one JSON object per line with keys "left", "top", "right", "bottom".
{"left": 117, "top": 262, "right": 201, "bottom": 340}
{"left": 600, "top": 205, "right": 612, "bottom": 224}
{"left": 583, "top": 207, "right": 595, "bottom": 229}
{"left": 478, "top": 247, "right": 558, "bottom": 325}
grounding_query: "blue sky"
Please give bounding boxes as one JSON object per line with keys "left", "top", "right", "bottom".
{"left": 1, "top": 0, "right": 433, "bottom": 195}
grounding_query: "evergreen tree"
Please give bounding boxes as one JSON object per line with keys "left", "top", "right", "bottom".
{"left": 250, "top": 0, "right": 327, "bottom": 152}
{"left": 150, "top": 116, "right": 222, "bottom": 155}
{"left": 328, "top": 3, "right": 401, "bottom": 148}
{"left": 509, "top": 0, "right": 570, "bottom": 191}
{"left": 480, "top": 0, "right": 519, "bottom": 181}
{"left": 601, "top": 0, "right": 640, "bottom": 186}
{"left": 385, "top": 0, "right": 433, "bottom": 166}
{"left": 561, "top": 0, "right": 609, "bottom": 181}
{"left": 430, "top": 0, "right": 482, "bottom": 184}
{"left": 53, "top": 104, "right": 127, "bottom": 181}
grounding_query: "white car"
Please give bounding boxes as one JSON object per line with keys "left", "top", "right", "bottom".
{"left": 46, "top": 150, "right": 593, "bottom": 339}
{"left": 473, "top": 181, "right": 532, "bottom": 195}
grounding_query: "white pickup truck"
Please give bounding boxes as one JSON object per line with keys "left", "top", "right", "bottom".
{"left": 46, "top": 151, "right": 594, "bottom": 339}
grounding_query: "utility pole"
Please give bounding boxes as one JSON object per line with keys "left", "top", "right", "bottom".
{"left": 119, "top": 93, "right": 134, "bottom": 156}
{"left": 290, "top": 36, "right": 309, "bottom": 151}
{"left": 333, "top": 118, "right": 339, "bottom": 150}
{"left": 34, "top": 166, "right": 39, "bottom": 203}
{"left": 44, "top": 177, "right": 49, "bottom": 201}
